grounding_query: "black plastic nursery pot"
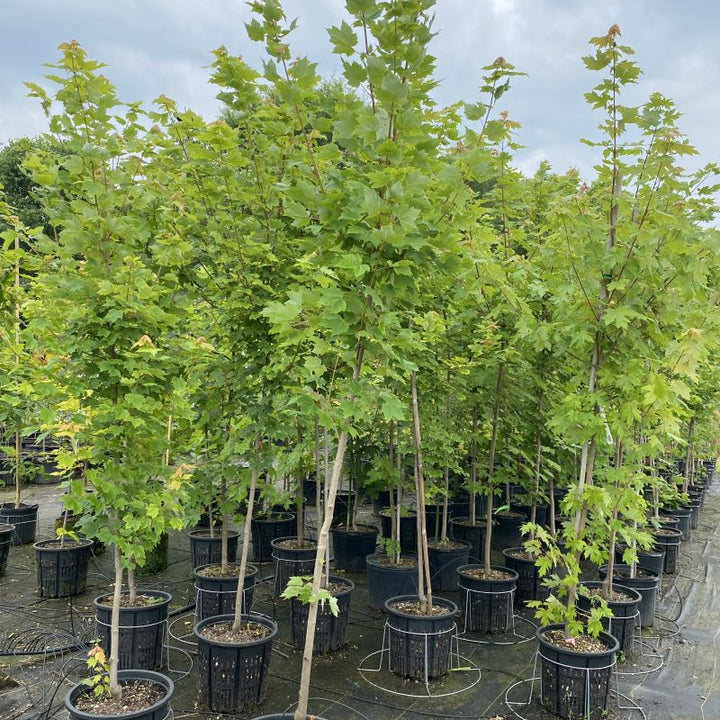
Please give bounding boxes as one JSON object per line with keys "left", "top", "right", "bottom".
{"left": 614, "top": 543, "right": 665, "bottom": 583}
{"left": 384, "top": 595, "right": 458, "bottom": 680}
{"left": 652, "top": 527, "right": 683, "bottom": 574}
{"left": 502, "top": 547, "right": 547, "bottom": 604}
{"left": 371, "top": 488, "right": 399, "bottom": 516}
{"left": 379, "top": 509, "right": 417, "bottom": 554}
{"left": 290, "top": 575, "right": 354, "bottom": 653}
{"left": 271, "top": 537, "right": 317, "bottom": 595}
{"left": 578, "top": 581, "right": 641, "bottom": 660}
{"left": 366, "top": 553, "right": 418, "bottom": 611}
{"left": 137, "top": 533, "right": 169, "bottom": 576}
{"left": 0, "top": 502, "right": 39, "bottom": 546}
{"left": 456, "top": 564, "right": 518, "bottom": 634}
{"left": 510, "top": 502, "right": 549, "bottom": 528}
{"left": 660, "top": 507, "right": 692, "bottom": 540}
{"left": 251, "top": 513, "right": 295, "bottom": 564}
{"left": 491, "top": 510, "right": 527, "bottom": 550}
{"left": 536, "top": 624, "right": 619, "bottom": 720}
{"left": 598, "top": 564, "right": 660, "bottom": 628}
{"left": 0, "top": 523, "right": 13, "bottom": 576}
{"left": 193, "top": 563, "right": 258, "bottom": 621}
{"left": 94, "top": 590, "right": 171, "bottom": 671}
{"left": 65, "top": 669, "right": 174, "bottom": 720}
{"left": 685, "top": 499, "right": 702, "bottom": 530}
{"left": 188, "top": 528, "right": 240, "bottom": 569}
{"left": 194, "top": 613, "right": 277, "bottom": 714}
{"left": 427, "top": 539, "right": 471, "bottom": 591}
{"left": 34, "top": 538, "right": 93, "bottom": 598}
{"left": 449, "top": 517, "right": 486, "bottom": 561}
{"left": 331, "top": 525, "right": 378, "bottom": 572}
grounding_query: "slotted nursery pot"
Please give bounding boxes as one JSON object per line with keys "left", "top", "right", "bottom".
{"left": 536, "top": 624, "right": 619, "bottom": 720}
{"left": 34, "top": 538, "right": 93, "bottom": 598}
{"left": 427, "top": 539, "right": 471, "bottom": 591}
{"left": 289, "top": 576, "right": 354, "bottom": 653}
{"left": 193, "top": 563, "right": 258, "bottom": 621}
{"left": 251, "top": 513, "right": 295, "bottom": 564}
{"left": 0, "top": 524, "right": 13, "bottom": 577}
{"left": 577, "top": 581, "right": 641, "bottom": 660}
{"left": 194, "top": 613, "right": 277, "bottom": 714}
{"left": 456, "top": 564, "right": 518, "bottom": 634}
{"left": 598, "top": 563, "right": 660, "bottom": 628}
{"left": 271, "top": 537, "right": 317, "bottom": 595}
{"left": 188, "top": 528, "right": 240, "bottom": 569}
{"left": 94, "top": 590, "right": 172, "bottom": 670}
{"left": 0, "top": 502, "right": 39, "bottom": 546}
{"left": 65, "top": 669, "right": 174, "bottom": 720}
{"left": 384, "top": 595, "right": 458, "bottom": 680}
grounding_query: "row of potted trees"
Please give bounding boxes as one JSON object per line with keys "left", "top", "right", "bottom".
{"left": 2, "top": 2, "right": 720, "bottom": 719}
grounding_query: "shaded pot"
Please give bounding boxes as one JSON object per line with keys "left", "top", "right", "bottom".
{"left": 502, "top": 547, "right": 546, "bottom": 604}
{"left": 660, "top": 507, "right": 691, "bottom": 540}
{"left": 0, "top": 503, "right": 38, "bottom": 546}
{"left": 366, "top": 553, "right": 418, "bottom": 611}
{"left": 0, "top": 523, "right": 13, "bottom": 577}
{"left": 379, "top": 509, "right": 417, "bottom": 554}
{"left": 491, "top": 510, "right": 527, "bottom": 550}
{"left": 188, "top": 529, "right": 240, "bottom": 569}
{"left": 449, "top": 517, "right": 486, "bottom": 562}
{"left": 331, "top": 525, "right": 377, "bottom": 572}
{"left": 251, "top": 513, "right": 295, "bottom": 564}
{"left": 427, "top": 539, "right": 471, "bottom": 591}
{"left": 652, "top": 527, "right": 682, "bottom": 574}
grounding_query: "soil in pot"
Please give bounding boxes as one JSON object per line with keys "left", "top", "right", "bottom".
{"left": 34, "top": 538, "right": 93, "bottom": 598}
{"left": 457, "top": 564, "right": 518, "bottom": 634}
{"left": 537, "top": 624, "right": 619, "bottom": 720}
{"left": 65, "top": 669, "right": 174, "bottom": 720}
{"left": 331, "top": 525, "right": 378, "bottom": 572}
{"left": 194, "top": 563, "right": 258, "bottom": 621}
{"left": 427, "top": 538, "right": 471, "bottom": 591}
{"left": 194, "top": 614, "right": 277, "bottom": 714}
{"left": 0, "top": 524, "right": 13, "bottom": 577}
{"left": 384, "top": 595, "right": 458, "bottom": 680}
{"left": 366, "top": 553, "right": 418, "bottom": 611}
{"left": 94, "top": 590, "right": 171, "bottom": 671}
{"left": 251, "top": 513, "right": 295, "bottom": 563}
{"left": 502, "top": 547, "right": 547, "bottom": 604}
{"left": 188, "top": 528, "right": 240, "bottom": 569}
{"left": 290, "top": 576, "right": 354, "bottom": 653}
{"left": 660, "top": 507, "right": 691, "bottom": 540}
{"left": 271, "top": 537, "right": 317, "bottom": 595}
{"left": 0, "top": 503, "right": 39, "bottom": 546}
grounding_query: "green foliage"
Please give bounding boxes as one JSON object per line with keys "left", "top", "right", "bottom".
{"left": 280, "top": 574, "right": 339, "bottom": 616}
{"left": 82, "top": 645, "right": 111, "bottom": 698}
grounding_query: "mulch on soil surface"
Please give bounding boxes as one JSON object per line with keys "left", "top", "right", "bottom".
{"left": 461, "top": 567, "right": 515, "bottom": 581}
{"left": 74, "top": 680, "right": 164, "bottom": 715}
{"left": 199, "top": 620, "right": 271, "bottom": 643}
{"left": 388, "top": 600, "right": 451, "bottom": 616}
{"left": 541, "top": 628, "right": 610, "bottom": 653}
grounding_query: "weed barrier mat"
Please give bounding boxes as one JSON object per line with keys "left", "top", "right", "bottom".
{"left": 2, "top": 480, "right": 720, "bottom": 720}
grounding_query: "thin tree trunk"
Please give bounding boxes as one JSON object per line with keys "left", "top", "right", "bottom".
{"left": 470, "top": 404, "right": 478, "bottom": 526}
{"left": 232, "top": 467, "right": 258, "bottom": 631}
{"left": 484, "top": 364, "right": 505, "bottom": 575}
{"left": 220, "top": 478, "right": 228, "bottom": 573}
{"left": 411, "top": 371, "right": 432, "bottom": 613}
{"left": 109, "top": 538, "right": 124, "bottom": 699}
{"left": 13, "top": 237, "right": 20, "bottom": 509}
{"left": 683, "top": 417, "right": 695, "bottom": 493}
{"left": 127, "top": 567, "right": 137, "bottom": 606}
{"left": 294, "top": 345, "right": 364, "bottom": 720}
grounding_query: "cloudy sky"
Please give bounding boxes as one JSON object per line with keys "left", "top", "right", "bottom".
{"left": 1, "top": 0, "right": 718, "bottom": 181}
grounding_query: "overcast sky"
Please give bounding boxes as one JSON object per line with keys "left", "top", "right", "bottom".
{"left": 1, "top": 0, "right": 718, "bottom": 183}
